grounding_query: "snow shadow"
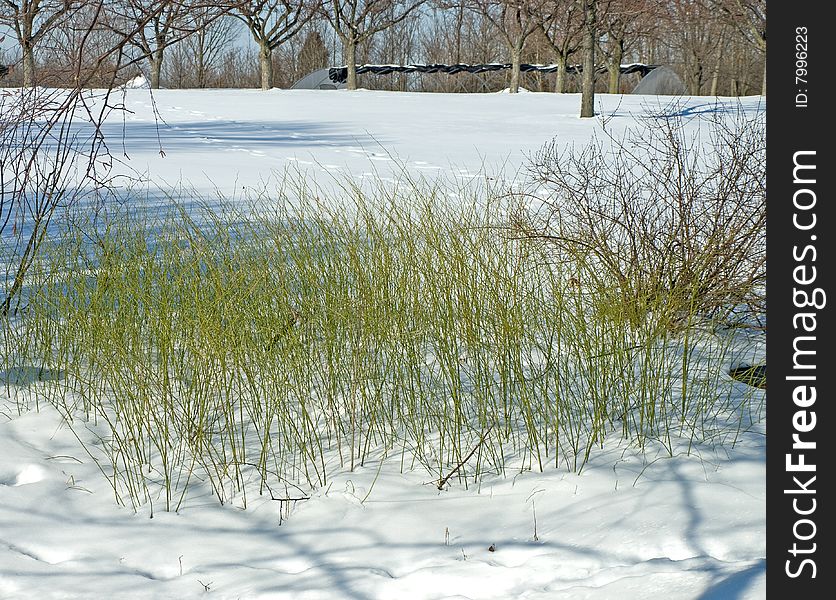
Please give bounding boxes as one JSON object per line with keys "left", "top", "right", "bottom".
{"left": 0, "top": 498, "right": 641, "bottom": 599}
{"left": 95, "top": 120, "right": 382, "bottom": 154}
{"left": 632, "top": 453, "right": 765, "bottom": 599}
{"left": 603, "top": 99, "right": 763, "bottom": 122}
{"left": 657, "top": 102, "right": 762, "bottom": 119}
{"left": 0, "top": 367, "right": 65, "bottom": 387}
{"left": 696, "top": 558, "right": 766, "bottom": 599}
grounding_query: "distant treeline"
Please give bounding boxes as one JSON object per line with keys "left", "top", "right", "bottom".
{"left": 0, "top": 1, "right": 765, "bottom": 95}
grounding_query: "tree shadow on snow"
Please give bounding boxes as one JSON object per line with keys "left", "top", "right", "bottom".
{"left": 632, "top": 455, "right": 765, "bottom": 600}
{"left": 696, "top": 559, "right": 766, "bottom": 599}
{"left": 93, "top": 120, "right": 383, "bottom": 155}
{"left": 0, "top": 495, "right": 636, "bottom": 600}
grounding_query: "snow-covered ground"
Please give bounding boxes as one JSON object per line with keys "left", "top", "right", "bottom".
{"left": 1, "top": 89, "right": 766, "bottom": 599}
{"left": 88, "top": 88, "right": 763, "bottom": 197}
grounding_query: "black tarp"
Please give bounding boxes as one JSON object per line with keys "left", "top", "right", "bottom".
{"left": 327, "top": 63, "right": 658, "bottom": 85}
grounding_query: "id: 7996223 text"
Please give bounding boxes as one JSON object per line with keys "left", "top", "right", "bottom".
{"left": 796, "top": 27, "right": 809, "bottom": 108}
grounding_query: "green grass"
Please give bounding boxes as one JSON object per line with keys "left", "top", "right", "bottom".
{"left": 1, "top": 174, "right": 764, "bottom": 512}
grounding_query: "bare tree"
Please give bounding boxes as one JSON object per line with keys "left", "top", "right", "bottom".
{"left": 163, "top": 11, "right": 237, "bottom": 87}
{"left": 186, "top": 8, "right": 237, "bottom": 87}
{"left": 323, "top": 0, "right": 425, "bottom": 90}
{"left": 138, "top": 1, "right": 190, "bottom": 87}
{"left": 0, "top": 1, "right": 228, "bottom": 312}
{"left": 579, "top": 0, "right": 596, "bottom": 117}
{"left": 233, "top": 1, "right": 317, "bottom": 90}
{"left": 598, "top": 0, "right": 657, "bottom": 93}
{"left": 0, "top": 1, "right": 81, "bottom": 86}
{"left": 707, "top": 22, "right": 725, "bottom": 96}
{"left": 535, "top": 0, "right": 582, "bottom": 92}
{"left": 369, "top": 3, "right": 421, "bottom": 90}
{"left": 212, "top": 44, "right": 261, "bottom": 87}
{"left": 446, "top": 0, "right": 466, "bottom": 63}
{"left": 297, "top": 27, "right": 328, "bottom": 74}
{"left": 709, "top": 0, "right": 764, "bottom": 94}
{"left": 418, "top": 5, "right": 496, "bottom": 92}
{"left": 467, "top": 0, "right": 551, "bottom": 94}
{"left": 36, "top": 3, "right": 125, "bottom": 86}
{"left": 665, "top": 0, "right": 719, "bottom": 95}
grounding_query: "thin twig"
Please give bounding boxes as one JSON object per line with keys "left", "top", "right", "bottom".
{"left": 437, "top": 426, "right": 494, "bottom": 490}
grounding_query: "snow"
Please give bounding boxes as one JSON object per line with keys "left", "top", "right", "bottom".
{"left": 495, "top": 87, "right": 532, "bottom": 93}
{"left": 123, "top": 74, "right": 150, "bottom": 89}
{"left": 1, "top": 89, "right": 766, "bottom": 599}
{"left": 80, "top": 89, "right": 763, "bottom": 198}
{"left": 0, "top": 400, "right": 766, "bottom": 599}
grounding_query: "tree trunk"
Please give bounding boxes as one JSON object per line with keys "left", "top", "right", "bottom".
{"left": 20, "top": 12, "right": 36, "bottom": 87}
{"left": 534, "top": 47, "right": 544, "bottom": 91}
{"left": 455, "top": 4, "right": 464, "bottom": 64}
{"left": 149, "top": 53, "right": 163, "bottom": 89}
{"left": 709, "top": 29, "right": 725, "bottom": 96}
{"left": 688, "top": 63, "right": 702, "bottom": 95}
{"left": 709, "top": 65, "right": 719, "bottom": 97}
{"left": 196, "top": 31, "right": 207, "bottom": 88}
{"left": 149, "top": 33, "right": 167, "bottom": 89}
{"left": 22, "top": 43, "right": 36, "bottom": 87}
{"left": 580, "top": 0, "right": 596, "bottom": 118}
{"left": 685, "top": 51, "right": 702, "bottom": 95}
{"left": 554, "top": 55, "right": 566, "bottom": 93}
{"left": 607, "top": 40, "right": 623, "bottom": 93}
{"left": 761, "top": 48, "right": 766, "bottom": 96}
{"left": 607, "top": 62, "right": 618, "bottom": 94}
{"left": 345, "top": 37, "right": 358, "bottom": 91}
{"left": 197, "top": 63, "right": 207, "bottom": 88}
{"left": 259, "top": 42, "right": 273, "bottom": 90}
{"left": 509, "top": 45, "right": 522, "bottom": 93}
{"left": 730, "top": 42, "right": 739, "bottom": 96}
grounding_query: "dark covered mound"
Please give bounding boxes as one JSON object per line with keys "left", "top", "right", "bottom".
{"left": 728, "top": 364, "right": 766, "bottom": 389}
{"left": 631, "top": 66, "right": 686, "bottom": 95}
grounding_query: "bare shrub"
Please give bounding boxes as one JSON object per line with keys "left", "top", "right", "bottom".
{"left": 1, "top": 2, "right": 220, "bottom": 314}
{"left": 521, "top": 102, "right": 765, "bottom": 331}
{"left": 0, "top": 87, "right": 118, "bottom": 315}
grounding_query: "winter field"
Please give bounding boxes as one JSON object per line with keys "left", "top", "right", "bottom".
{"left": 1, "top": 89, "right": 766, "bottom": 599}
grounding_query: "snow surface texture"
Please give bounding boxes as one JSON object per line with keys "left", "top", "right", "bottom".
{"left": 0, "top": 89, "right": 766, "bottom": 599}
